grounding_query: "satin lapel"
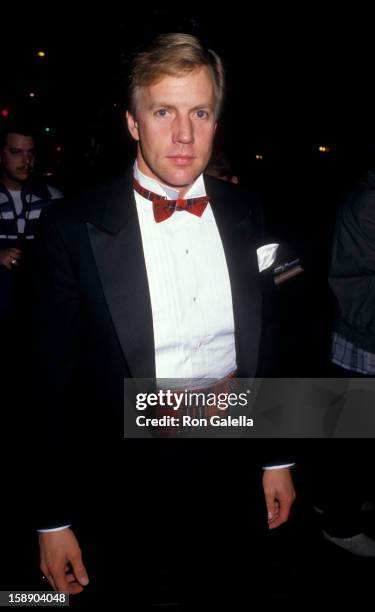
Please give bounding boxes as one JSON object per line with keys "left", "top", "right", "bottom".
{"left": 205, "top": 176, "right": 262, "bottom": 377}
{"left": 86, "top": 174, "right": 156, "bottom": 378}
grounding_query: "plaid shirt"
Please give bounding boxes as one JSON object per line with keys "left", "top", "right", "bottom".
{"left": 331, "top": 332, "right": 375, "bottom": 375}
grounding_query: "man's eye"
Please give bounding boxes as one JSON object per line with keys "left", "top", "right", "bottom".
{"left": 156, "top": 109, "right": 168, "bottom": 117}
{"left": 196, "top": 110, "right": 208, "bottom": 119}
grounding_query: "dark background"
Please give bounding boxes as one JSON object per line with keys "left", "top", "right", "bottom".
{"left": 2, "top": 6, "right": 375, "bottom": 604}
{"left": 2, "top": 6, "right": 375, "bottom": 183}
{"left": 2, "top": 6, "right": 374, "bottom": 271}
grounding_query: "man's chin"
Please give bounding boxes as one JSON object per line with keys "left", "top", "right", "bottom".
{"left": 162, "top": 170, "right": 202, "bottom": 190}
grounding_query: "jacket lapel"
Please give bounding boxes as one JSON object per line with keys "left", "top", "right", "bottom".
{"left": 86, "top": 172, "right": 156, "bottom": 378}
{"left": 204, "top": 176, "right": 262, "bottom": 377}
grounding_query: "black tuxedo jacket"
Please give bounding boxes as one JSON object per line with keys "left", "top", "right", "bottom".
{"left": 31, "top": 170, "right": 291, "bottom": 529}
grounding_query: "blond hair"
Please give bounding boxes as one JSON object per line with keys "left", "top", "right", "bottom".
{"left": 128, "top": 33, "right": 225, "bottom": 118}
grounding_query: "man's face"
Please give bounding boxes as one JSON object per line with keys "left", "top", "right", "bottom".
{"left": 127, "top": 67, "right": 217, "bottom": 196}
{"left": 0, "top": 133, "right": 36, "bottom": 187}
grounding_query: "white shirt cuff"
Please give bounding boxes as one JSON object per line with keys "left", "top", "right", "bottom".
{"left": 37, "top": 525, "right": 71, "bottom": 533}
{"left": 263, "top": 463, "right": 295, "bottom": 470}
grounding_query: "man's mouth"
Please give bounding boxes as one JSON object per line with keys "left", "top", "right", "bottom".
{"left": 167, "top": 156, "right": 195, "bottom": 166}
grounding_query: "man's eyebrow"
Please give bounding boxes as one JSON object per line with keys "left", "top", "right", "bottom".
{"left": 190, "top": 105, "right": 214, "bottom": 111}
{"left": 148, "top": 103, "right": 174, "bottom": 110}
{"left": 9, "top": 147, "right": 35, "bottom": 153}
{"left": 148, "top": 103, "right": 214, "bottom": 111}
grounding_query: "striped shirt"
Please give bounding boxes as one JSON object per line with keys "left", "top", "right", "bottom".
{"left": 0, "top": 181, "right": 63, "bottom": 248}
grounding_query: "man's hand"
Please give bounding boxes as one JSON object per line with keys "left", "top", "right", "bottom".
{"left": 0, "top": 248, "right": 22, "bottom": 270}
{"left": 262, "top": 468, "right": 296, "bottom": 529}
{"left": 39, "top": 528, "right": 89, "bottom": 595}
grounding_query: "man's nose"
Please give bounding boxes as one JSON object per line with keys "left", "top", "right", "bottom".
{"left": 22, "top": 153, "right": 32, "bottom": 165}
{"left": 172, "top": 116, "right": 194, "bottom": 144}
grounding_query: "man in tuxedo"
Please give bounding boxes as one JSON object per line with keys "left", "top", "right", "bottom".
{"left": 33, "top": 33, "right": 295, "bottom": 603}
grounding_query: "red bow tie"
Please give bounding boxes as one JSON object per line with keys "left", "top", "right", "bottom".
{"left": 133, "top": 178, "right": 209, "bottom": 223}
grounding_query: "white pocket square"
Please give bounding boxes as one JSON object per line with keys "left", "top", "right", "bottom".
{"left": 256, "top": 243, "right": 279, "bottom": 272}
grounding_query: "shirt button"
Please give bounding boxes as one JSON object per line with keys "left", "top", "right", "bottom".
{"left": 185, "top": 249, "right": 189, "bottom": 254}
{"left": 193, "top": 297, "right": 196, "bottom": 302}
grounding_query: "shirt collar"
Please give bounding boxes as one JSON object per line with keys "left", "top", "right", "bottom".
{"left": 133, "top": 161, "right": 206, "bottom": 200}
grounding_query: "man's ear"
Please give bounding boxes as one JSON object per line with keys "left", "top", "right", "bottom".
{"left": 126, "top": 111, "right": 139, "bottom": 142}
